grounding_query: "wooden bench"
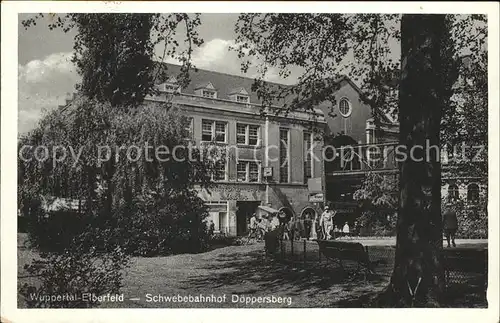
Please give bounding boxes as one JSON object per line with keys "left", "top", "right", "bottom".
{"left": 442, "top": 248, "right": 487, "bottom": 288}
{"left": 316, "top": 240, "right": 374, "bottom": 276}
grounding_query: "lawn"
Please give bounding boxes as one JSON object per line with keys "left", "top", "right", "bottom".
{"left": 17, "top": 233, "right": 488, "bottom": 308}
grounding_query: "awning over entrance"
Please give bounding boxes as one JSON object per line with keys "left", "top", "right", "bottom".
{"left": 257, "top": 205, "right": 279, "bottom": 215}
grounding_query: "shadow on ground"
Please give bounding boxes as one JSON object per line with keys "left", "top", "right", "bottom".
{"left": 184, "top": 248, "right": 388, "bottom": 306}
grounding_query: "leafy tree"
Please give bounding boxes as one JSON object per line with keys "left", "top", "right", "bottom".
{"left": 19, "top": 13, "right": 211, "bottom": 307}
{"left": 234, "top": 14, "right": 400, "bottom": 125}
{"left": 383, "top": 15, "right": 453, "bottom": 306}
{"left": 19, "top": 99, "right": 218, "bottom": 254}
{"left": 353, "top": 173, "right": 398, "bottom": 236}
{"left": 235, "top": 13, "right": 486, "bottom": 306}
{"left": 22, "top": 13, "right": 203, "bottom": 107}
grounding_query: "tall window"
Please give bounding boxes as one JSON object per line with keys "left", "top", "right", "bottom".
{"left": 236, "top": 124, "right": 260, "bottom": 145}
{"left": 448, "top": 184, "right": 459, "bottom": 200}
{"left": 280, "top": 129, "right": 289, "bottom": 183}
{"left": 237, "top": 161, "right": 260, "bottom": 183}
{"left": 213, "top": 159, "right": 227, "bottom": 181}
{"left": 184, "top": 117, "right": 193, "bottom": 139}
{"left": 467, "top": 183, "right": 479, "bottom": 203}
{"left": 249, "top": 162, "right": 259, "bottom": 182}
{"left": 303, "top": 132, "right": 313, "bottom": 181}
{"left": 202, "top": 120, "right": 227, "bottom": 143}
{"left": 237, "top": 162, "right": 247, "bottom": 182}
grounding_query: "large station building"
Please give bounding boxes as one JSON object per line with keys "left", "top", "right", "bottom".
{"left": 52, "top": 63, "right": 486, "bottom": 237}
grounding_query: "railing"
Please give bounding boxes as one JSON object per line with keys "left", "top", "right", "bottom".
{"left": 265, "top": 237, "right": 488, "bottom": 288}
{"left": 326, "top": 142, "right": 399, "bottom": 176}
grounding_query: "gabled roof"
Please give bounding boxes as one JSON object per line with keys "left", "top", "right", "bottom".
{"left": 194, "top": 81, "right": 216, "bottom": 91}
{"left": 153, "top": 62, "right": 292, "bottom": 106}
{"left": 153, "top": 62, "right": 397, "bottom": 124}
{"left": 228, "top": 87, "right": 249, "bottom": 96}
{"left": 166, "top": 76, "right": 178, "bottom": 84}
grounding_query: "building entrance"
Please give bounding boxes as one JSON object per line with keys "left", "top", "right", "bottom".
{"left": 236, "top": 201, "right": 260, "bottom": 236}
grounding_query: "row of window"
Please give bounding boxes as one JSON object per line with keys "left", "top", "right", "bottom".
{"left": 161, "top": 81, "right": 353, "bottom": 114}
{"left": 201, "top": 89, "right": 249, "bottom": 103}
{"left": 209, "top": 127, "right": 314, "bottom": 183}
{"left": 161, "top": 82, "right": 251, "bottom": 103}
{"left": 198, "top": 119, "right": 261, "bottom": 145}
{"left": 447, "top": 183, "right": 480, "bottom": 202}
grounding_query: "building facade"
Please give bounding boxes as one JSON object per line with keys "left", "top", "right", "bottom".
{"left": 146, "top": 64, "right": 326, "bottom": 236}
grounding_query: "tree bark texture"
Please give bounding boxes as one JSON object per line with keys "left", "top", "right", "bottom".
{"left": 379, "top": 14, "right": 447, "bottom": 307}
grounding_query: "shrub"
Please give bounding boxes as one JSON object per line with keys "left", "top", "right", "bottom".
{"left": 20, "top": 242, "right": 129, "bottom": 308}
{"left": 353, "top": 173, "right": 398, "bottom": 237}
{"left": 209, "top": 234, "right": 247, "bottom": 247}
{"left": 107, "top": 192, "right": 211, "bottom": 256}
{"left": 357, "top": 210, "right": 397, "bottom": 236}
{"left": 27, "top": 210, "right": 88, "bottom": 253}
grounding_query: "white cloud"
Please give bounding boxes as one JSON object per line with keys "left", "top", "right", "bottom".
{"left": 18, "top": 52, "right": 80, "bottom": 134}
{"left": 188, "top": 38, "right": 302, "bottom": 85}
{"left": 18, "top": 42, "right": 302, "bottom": 133}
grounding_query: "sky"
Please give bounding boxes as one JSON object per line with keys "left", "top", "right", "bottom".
{"left": 18, "top": 13, "right": 272, "bottom": 134}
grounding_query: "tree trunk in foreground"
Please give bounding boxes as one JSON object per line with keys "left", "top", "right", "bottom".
{"left": 377, "top": 14, "right": 447, "bottom": 307}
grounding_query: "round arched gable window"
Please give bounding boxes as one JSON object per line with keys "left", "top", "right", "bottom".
{"left": 338, "top": 98, "right": 352, "bottom": 117}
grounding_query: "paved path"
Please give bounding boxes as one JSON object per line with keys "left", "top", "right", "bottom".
{"left": 301, "top": 238, "right": 488, "bottom": 247}
{"left": 109, "top": 242, "right": 388, "bottom": 308}
{"left": 18, "top": 233, "right": 487, "bottom": 308}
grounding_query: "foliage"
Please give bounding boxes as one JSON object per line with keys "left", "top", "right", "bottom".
{"left": 18, "top": 13, "right": 210, "bottom": 307}
{"left": 22, "top": 13, "right": 204, "bottom": 107}
{"left": 20, "top": 243, "right": 129, "bottom": 308}
{"left": 208, "top": 234, "right": 243, "bottom": 248}
{"left": 443, "top": 196, "right": 487, "bottom": 239}
{"left": 110, "top": 192, "right": 211, "bottom": 256}
{"left": 442, "top": 16, "right": 488, "bottom": 178}
{"left": 26, "top": 210, "right": 87, "bottom": 253}
{"left": 235, "top": 14, "right": 487, "bottom": 306}
{"left": 19, "top": 98, "right": 217, "bottom": 256}
{"left": 234, "top": 14, "right": 400, "bottom": 127}
{"left": 353, "top": 173, "right": 398, "bottom": 236}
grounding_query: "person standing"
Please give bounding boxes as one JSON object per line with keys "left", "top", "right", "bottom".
{"left": 277, "top": 210, "right": 288, "bottom": 240}
{"left": 320, "top": 206, "right": 335, "bottom": 240}
{"left": 342, "top": 222, "right": 350, "bottom": 238}
{"left": 443, "top": 205, "right": 458, "bottom": 247}
{"left": 208, "top": 219, "right": 215, "bottom": 237}
{"left": 269, "top": 213, "right": 280, "bottom": 231}
{"left": 247, "top": 213, "right": 258, "bottom": 241}
{"left": 304, "top": 211, "right": 313, "bottom": 240}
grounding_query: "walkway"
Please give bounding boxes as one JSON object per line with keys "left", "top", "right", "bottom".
{"left": 111, "top": 242, "right": 388, "bottom": 308}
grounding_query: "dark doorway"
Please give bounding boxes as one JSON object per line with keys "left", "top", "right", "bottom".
{"left": 236, "top": 201, "right": 260, "bottom": 236}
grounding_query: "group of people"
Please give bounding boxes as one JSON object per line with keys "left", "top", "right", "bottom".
{"left": 247, "top": 202, "right": 460, "bottom": 246}
{"left": 247, "top": 212, "right": 280, "bottom": 242}
{"left": 247, "top": 205, "right": 353, "bottom": 242}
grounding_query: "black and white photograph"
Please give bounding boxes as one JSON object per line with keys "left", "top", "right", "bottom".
{"left": 1, "top": 1, "right": 499, "bottom": 322}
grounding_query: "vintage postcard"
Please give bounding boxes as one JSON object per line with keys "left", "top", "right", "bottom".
{"left": 1, "top": 1, "right": 499, "bottom": 323}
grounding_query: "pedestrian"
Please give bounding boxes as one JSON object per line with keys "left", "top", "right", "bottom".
{"left": 208, "top": 219, "right": 215, "bottom": 237}
{"left": 320, "top": 206, "right": 335, "bottom": 240}
{"left": 443, "top": 204, "right": 458, "bottom": 247}
{"left": 277, "top": 210, "right": 288, "bottom": 239}
{"left": 342, "top": 222, "right": 350, "bottom": 238}
{"left": 304, "top": 211, "right": 313, "bottom": 240}
{"left": 247, "top": 213, "right": 258, "bottom": 242}
{"left": 269, "top": 213, "right": 280, "bottom": 231}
